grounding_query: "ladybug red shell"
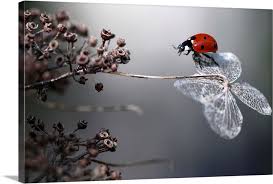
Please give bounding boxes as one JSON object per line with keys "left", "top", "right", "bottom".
{"left": 174, "top": 33, "right": 219, "bottom": 67}
{"left": 175, "top": 33, "right": 218, "bottom": 55}
{"left": 191, "top": 33, "right": 218, "bottom": 53}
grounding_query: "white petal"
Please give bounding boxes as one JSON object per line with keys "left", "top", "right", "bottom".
{"left": 174, "top": 77, "right": 224, "bottom": 104}
{"left": 204, "top": 91, "right": 243, "bottom": 139}
{"left": 231, "top": 82, "right": 272, "bottom": 115}
{"left": 194, "top": 52, "right": 242, "bottom": 83}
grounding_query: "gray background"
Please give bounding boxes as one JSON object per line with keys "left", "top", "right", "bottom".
{"left": 25, "top": 2, "right": 272, "bottom": 179}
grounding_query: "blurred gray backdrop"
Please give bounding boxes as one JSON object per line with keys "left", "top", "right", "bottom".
{"left": 25, "top": 2, "right": 272, "bottom": 179}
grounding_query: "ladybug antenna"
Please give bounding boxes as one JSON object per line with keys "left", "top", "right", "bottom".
{"left": 172, "top": 44, "right": 178, "bottom": 50}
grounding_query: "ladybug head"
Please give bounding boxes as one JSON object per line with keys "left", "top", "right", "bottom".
{"left": 174, "top": 38, "right": 193, "bottom": 56}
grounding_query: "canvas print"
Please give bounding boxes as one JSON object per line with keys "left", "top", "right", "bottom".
{"left": 19, "top": 1, "right": 272, "bottom": 183}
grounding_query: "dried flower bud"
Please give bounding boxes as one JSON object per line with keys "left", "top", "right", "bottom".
{"left": 93, "top": 165, "right": 109, "bottom": 178}
{"left": 24, "top": 10, "right": 31, "bottom": 20}
{"left": 36, "top": 119, "right": 45, "bottom": 131}
{"left": 116, "top": 38, "right": 126, "bottom": 47}
{"left": 40, "top": 13, "right": 51, "bottom": 24}
{"left": 43, "top": 22, "right": 53, "bottom": 32}
{"left": 40, "top": 93, "right": 47, "bottom": 102}
{"left": 26, "top": 22, "right": 38, "bottom": 32}
{"left": 78, "top": 158, "right": 91, "bottom": 168}
{"left": 76, "top": 54, "right": 89, "bottom": 65}
{"left": 111, "top": 63, "right": 118, "bottom": 72}
{"left": 64, "top": 32, "right": 78, "bottom": 43}
{"left": 103, "top": 139, "right": 114, "bottom": 149}
{"left": 57, "top": 23, "right": 67, "bottom": 33}
{"left": 26, "top": 115, "right": 36, "bottom": 125}
{"left": 95, "top": 82, "right": 103, "bottom": 92}
{"left": 96, "top": 129, "right": 109, "bottom": 139}
{"left": 77, "top": 120, "right": 88, "bottom": 130}
{"left": 110, "top": 170, "right": 122, "bottom": 180}
{"left": 117, "top": 48, "right": 126, "bottom": 57}
{"left": 25, "top": 33, "right": 35, "bottom": 43}
{"left": 87, "top": 36, "right": 97, "bottom": 47}
{"left": 100, "top": 29, "right": 115, "bottom": 40}
{"left": 79, "top": 76, "right": 88, "bottom": 85}
{"left": 42, "top": 71, "right": 52, "bottom": 80}
{"left": 96, "top": 47, "right": 104, "bottom": 56}
{"left": 81, "top": 50, "right": 90, "bottom": 56}
{"left": 53, "top": 122, "right": 64, "bottom": 132}
{"left": 55, "top": 10, "right": 69, "bottom": 22}
{"left": 87, "top": 147, "right": 99, "bottom": 157}
{"left": 55, "top": 55, "right": 65, "bottom": 67}
{"left": 49, "top": 40, "right": 59, "bottom": 50}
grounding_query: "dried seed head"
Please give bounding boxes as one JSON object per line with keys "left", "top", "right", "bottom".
{"left": 87, "top": 147, "right": 99, "bottom": 157}
{"left": 111, "top": 63, "right": 118, "bottom": 72}
{"left": 78, "top": 158, "right": 91, "bottom": 168}
{"left": 97, "top": 129, "right": 109, "bottom": 139}
{"left": 116, "top": 38, "right": 126, "bottom": 47}
{"left": 97, "top": 47, "right": 104, "bottom": 55}
{"left": 43, "top": 22, "right": 53, "bottom": 32}
{"left": 49, "top": 40, "right": 59, "bottom": 50}
{"left": 93, "top": 164, "right": 109, "bottom": 178}
{"left": 100, "top": 29, "right": 115, "bottom": 40}
{"left": 53, "top": 122, "right": 64, "bottom": 132}
{"left": 95, "top": 82, "right": 104, "bottom": 92}
{"left": 110, "top": 170, "right": 122, "bottom": 180}
{"left": 103, "top": 139, "right": 114, "bottom": 149}
{"left": 26, "top": 22, "right": 38, "bottom": 32}
{"left": 24, "top": 10, "right": 32, "bottom": 19}
{"left": 55, "top": 10, "right": 69, "bottom": 22}
{"left": 64, "top": 32, "right": 78, "bottom": 43}
{"left": 77, "top": 120, "right": 88, "bottom": 130}
{"left": 25, "top": 33, "right": 35, "bottom": 43}
{"left": 55, "top": 55, "right": 65, "bottom": 67}
{"left": 57, "top": 23, "right": 67, "bottom": 33}
{"left": 87, "top": 36, "right": 98, "bottom": 47}
{"left": 76, "top": 54, "right": 89, "bottom": 65}
{"left": 37, "top": 119, "right": 45, "bottom": 131}
{"left": 26, "top": 115, "right": 36, "bottom": 125}
{"left": 81, "top": 50, "right": 90, "bottom": 56}
{"left": 42, "top": 71, "right": 52, "bottom": 81}
{"left": 79, "top": 76, "right": 88, "bottom": 85}
{"left": 40, "top": 13, "right": 51, "bottom": 24}
{"left": 117, "top": 48, "right": 126, "bottom": 57}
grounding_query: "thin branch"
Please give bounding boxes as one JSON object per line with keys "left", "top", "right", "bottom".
{"left": 24, "top": 70, "right": 226, "bottom": 90}
{"left": 105, "top": 71, "right": 226, "bottom": 81}
{"left": 90, "top": 158, "right": 172, "bottom": 168}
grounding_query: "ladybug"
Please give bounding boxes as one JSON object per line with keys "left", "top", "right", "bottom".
{"left": 174, "top": 33, "right": 218, "bottom": 67}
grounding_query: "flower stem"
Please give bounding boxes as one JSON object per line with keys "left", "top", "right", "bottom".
{"left": 24, "top": 71, "right": 226, "bottom": 90}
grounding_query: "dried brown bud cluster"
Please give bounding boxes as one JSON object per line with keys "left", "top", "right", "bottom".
{"left": 20, "top": 9, "right": 131, "bottom": 99}
{"left": 25, "top": 115, "right": 121, "bottom": 182}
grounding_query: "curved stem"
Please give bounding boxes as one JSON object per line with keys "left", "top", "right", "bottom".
{"left": 90, "top": 158, "right": 172, "bottom": 168}
{"left": 24, "top": 71, "right": 226, "bottom": 90}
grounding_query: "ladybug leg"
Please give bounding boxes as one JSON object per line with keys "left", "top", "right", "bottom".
{"left": 202, "top": 53, "right": 219, "bottom": 66}
{"left": 192, "top": 52, "right": 204, "bottom": 69}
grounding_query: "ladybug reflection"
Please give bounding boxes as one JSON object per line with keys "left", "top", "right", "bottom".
{"left": 174, "top": 33, "right": 219, "bottom": 67}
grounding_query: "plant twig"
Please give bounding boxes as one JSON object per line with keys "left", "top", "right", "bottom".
{"left": 24, "top": 71, "right": 226, "bottom": 90}
{"left": 90, "top": 158, "right": 172, "bottom": 168}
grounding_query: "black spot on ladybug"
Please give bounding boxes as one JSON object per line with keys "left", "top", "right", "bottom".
{"left": 201, "top": 45, "right": 204, "bottom": 50}
{"left": 204, "top": 36, "right": 207, "bottom": 40}
{"left": 214, "top": 44, "right": 217, "bottom": 48}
